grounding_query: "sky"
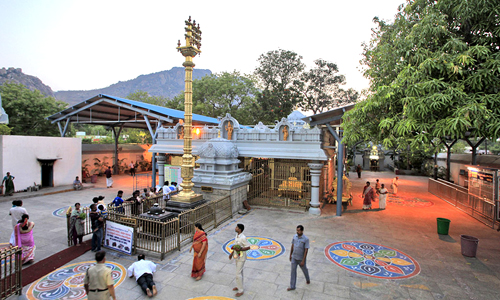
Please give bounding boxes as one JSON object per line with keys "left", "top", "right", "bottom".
{"left": 0, "top": 0, "right": 405, "bottom": 93}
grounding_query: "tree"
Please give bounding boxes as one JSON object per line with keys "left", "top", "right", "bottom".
{"left": 297, "top": 59, "right": 359, "bottom": 114}
{"left": 127, "top": 91, "right": 171, "bottom": 107}
{"left": 172, "top": 71, "right": 261, "bottom": 124}
{"left": 343, "top": 0, "right": 500, "bottom": 155}
{"left": 254, "top": 50, "right": 305, "bottom": 123}
{"left": 0, "top": 82, "right": 67, "bottom": 136}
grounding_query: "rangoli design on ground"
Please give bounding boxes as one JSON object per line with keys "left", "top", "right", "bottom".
{"left": 52, "top": 204, "right": 92, "bottom": 218}
{"left": 26, "top": 261, "right": 126, "bottom": 300}
{"left": 387, "top": 195, "right": 433, "bottom": 207}
{"left": 325, "top": 241, "right": 420, "bottom": 279}
{"left": 223, "top": 236, "right": 285, "bottom": 260}
{"left": 187, "top": 297, "right": 235, "bottom": 300}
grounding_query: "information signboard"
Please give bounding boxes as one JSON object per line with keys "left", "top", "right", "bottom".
{"left": 104, "top": 221, "right": 134, "bottom": 255}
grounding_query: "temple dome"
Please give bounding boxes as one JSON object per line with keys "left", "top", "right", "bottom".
{"left": 198, "top": 137, "right": 239, "bottom": 159}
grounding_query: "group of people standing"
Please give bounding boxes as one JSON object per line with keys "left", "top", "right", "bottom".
{"left": 361, "top": 176, "right": 399, "bottom": 210}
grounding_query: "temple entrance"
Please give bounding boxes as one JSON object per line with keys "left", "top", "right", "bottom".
{"left": 39, "top": 160, "right": 55, "bottom": 187}
{"left": 247, "top": 158, "right": 311, "bottom": 208}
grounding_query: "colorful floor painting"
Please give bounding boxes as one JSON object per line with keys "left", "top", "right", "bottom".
{"left": 325, "top": 241, "right": 420, "bottom": 279}
{"left": 387, "top": 195, "right": 433, "bottom": 207}
{"left": 26, "top": 261, "right": 126, "bottom": 300}
{"left": 223, "top": 236, "right": 285, "bottom": 260}
{"left": 52, "top": 204, "right": 92, "bottom": 218}
{"left": 187, "top": 297, "right": 235, "bottom": 300}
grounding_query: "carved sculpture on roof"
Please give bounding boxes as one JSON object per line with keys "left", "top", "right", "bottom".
{"left": 225, "top": 121, "right": 233, "bottom": 140}
{"left": 283, "top": 126, "right": 289, "bottom": 141}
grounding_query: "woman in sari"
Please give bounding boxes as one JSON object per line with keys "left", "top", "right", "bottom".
{"left": 11, "top": 214, "right": 35, "bottom": 264}
{"left": 379, "top": 184, "right": 388, "bottom": 210}
{"left": 2, "top": 172, "right": 15, "bottom": 196}
{"left": 190, "top": 223, "right": 208, "bottom": 281}
{"left": 70, "top": 203, "right": 85, "bottom": 246}
{"left": 362, "top": 181, "right": 375, "bottom": 210}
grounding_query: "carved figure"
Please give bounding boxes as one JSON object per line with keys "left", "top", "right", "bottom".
{"left": 283, "top": 126, "right": 289, "bottom": 141}
{"left": 178, "top": 126, "right": 184, "bottom": 139}
{"left": 225, "top": 122, "right": 233, "bottom": 140}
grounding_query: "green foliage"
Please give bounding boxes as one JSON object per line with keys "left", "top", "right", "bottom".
{"left": 254, "top": 50, "right": 305, "bottom": 123}
{"left": 0, "top": 124, "right": 12, "bottom": 135}
{"left": 297, "top": 59, "right": 359, "bottom": 114}
{"left": 0, "top": 82, "right": 67, "bottom": 136}
{"left": 92, "top": 157, "right": 110, "bottom": 175}
{"left": 172, "top": 71, "right": 262, "bottom": 125}
{"left": 343, "top": 0, "right": 500, "bottom": 151}
{"left": 127, "top": 91, "right": 170, "bottom": 107}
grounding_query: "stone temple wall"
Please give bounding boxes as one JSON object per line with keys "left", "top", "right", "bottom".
{"left": 193, "top": 185, "right": 247, "bottom": 214}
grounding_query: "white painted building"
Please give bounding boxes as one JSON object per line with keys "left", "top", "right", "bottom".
{"left": 0, "top": 135, "right": 81, "bottom": 191}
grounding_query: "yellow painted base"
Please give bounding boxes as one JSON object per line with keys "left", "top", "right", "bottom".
{"left": 170, "top": 193, "right": 203, "bottom": 203}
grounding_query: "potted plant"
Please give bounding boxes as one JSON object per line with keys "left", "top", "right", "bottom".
{"left": 81, "top": 159, "right": 91, "bottom": 182}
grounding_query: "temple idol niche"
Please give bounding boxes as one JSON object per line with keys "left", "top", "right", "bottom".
{"left": 225, "top": 121, "right": 233, "bottom": 140}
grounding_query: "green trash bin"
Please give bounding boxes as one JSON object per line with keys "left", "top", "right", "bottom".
{"left": 437, "top": 218, "right": 451, "bottom": 235}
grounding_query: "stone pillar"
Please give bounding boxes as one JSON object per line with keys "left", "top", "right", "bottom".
{"left": 308, "top": 162, "right": 324, "bottom": 215}
{"left": 156, "top": 154, "right": 167, "bottom": 186}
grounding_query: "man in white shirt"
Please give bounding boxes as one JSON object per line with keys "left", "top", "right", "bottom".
{"left": 9, "top": 200, "right": 28, "bottom": 228}
{"left": 127, "top": 254, "right": 157, "bottom": 298}
{"left": 229, "top": 223, "right": 251, "bottom": 297}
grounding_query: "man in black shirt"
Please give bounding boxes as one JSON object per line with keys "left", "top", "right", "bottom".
{"left": 90, "top": 204, "right": 104, "bottom": 252}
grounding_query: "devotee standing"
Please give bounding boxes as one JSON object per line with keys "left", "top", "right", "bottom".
{"left": 90, "top": 204, "right": 104, "bottom": 252}
{"left": 84, "top": 251, "right": 116, "bottom": 300}
{"left": 2, "top": 172, "right": 15, "bottom": 195}
{"left": 9, "top": 200, "right": 28, "bottom": 228}
{"left": 356, "top": 164, "right": 362, "bottom": 178}
{"left": 129, "top": 161, "right": 136, "bottom": 176}
{"left": 362, "top": 181, "right": 375, "bottom": 210}
{"left": 11, "top": 214, "right": 35, "bottom": 264}
{"left": 379, "top": 184, "right": 388, "bottom": 210}
{"left": 287, "top": 225, "right": 310, "bottom": 291}
{"left": 104, "top": 167, "right": 113, "bottom": 188}
{"left": 392, "top": 176, "right": 399, "bottom": 195}
{"left": 190, "top": 223, "right": 208, "bottom": 281}
{"left": 112, "top": 190, "right": 124, "bottom": 213}
{"left": 70, "top": 203, "right": 85, "bottom": 246}
{"left": 229, "top": 224, "right": 250, "bottom": 297}
{"left": 128, "top": 254, "right": 158, "bottom": 298}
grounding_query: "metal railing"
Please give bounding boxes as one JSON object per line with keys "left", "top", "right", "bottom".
{"left": 428, "top": 178, "right": 497, "bottom": 228}
{"left": 67, "top": 195, "right": 232, "bottom": 260}
{"left": 0, "top": 246, "right": 22, "bottom": 300}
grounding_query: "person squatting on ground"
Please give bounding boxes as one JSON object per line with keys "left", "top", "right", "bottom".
{"left": 84, "top": 251, "right": 116, "bottom": 300}
{"left": 70, "top": 203, "right": 85, "bottom": 246}
{"left": 9, "top": 199, "right": 27, "bottom": 228}
{"left": 229, "top": 223, "right": 251, "bottom": 297}
{"left": 127, "top": 254, "right": 158, "bottom": 297}
{"left": 190, "top": 223, "right": 208, "bottom": 281}
{"left": 90, "top": 204, "right": 104, "bottom": 252}
{"left": 73, "top": 176, "right": 83, "bottom": 190}
{"left": 288, "top": 225, "right": 310, "bottom": 291}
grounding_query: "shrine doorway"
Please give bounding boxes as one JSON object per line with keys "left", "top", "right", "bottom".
{"left": 246, "top": 158, "right": 311, "bottom": 209}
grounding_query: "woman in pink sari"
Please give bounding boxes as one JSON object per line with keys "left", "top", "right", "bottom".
{"left": 11, "top": 214, "right": 35, "bottom": 264}
{"left": 362, "top": 181, "right": 375, "bottom": 210}
{"left": 190, "top": 223, "right": 208, "bottom": 281}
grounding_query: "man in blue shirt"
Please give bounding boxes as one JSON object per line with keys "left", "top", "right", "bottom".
{"left": 287, "top": 225, "right": 310, "bottom": 291}
{"left": 112, "top": 190, "right": 124, "bottom": 213}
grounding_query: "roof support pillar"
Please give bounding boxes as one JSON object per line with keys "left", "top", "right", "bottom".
{"left": 112, "top": 124, "right": 125, "bottom": 175}
{"left": 327, "top": 124, "right": 344, "bottom": 217}
{"left": 144, "top": 116, "right": 157, "bottom": 188}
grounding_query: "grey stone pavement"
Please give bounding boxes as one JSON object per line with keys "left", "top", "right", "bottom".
{"left": 2, "top": 172, "right": 500, "bottom": 299}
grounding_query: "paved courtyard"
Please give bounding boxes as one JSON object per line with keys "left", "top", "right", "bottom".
{"left": 2, "top": 172, "right": 500, "bottom": 299}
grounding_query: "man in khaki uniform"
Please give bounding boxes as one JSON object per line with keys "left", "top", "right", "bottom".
{"left": 84, "top": 251, "right": 116, "bottom": 300}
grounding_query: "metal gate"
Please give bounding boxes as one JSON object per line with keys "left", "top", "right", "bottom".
{"left": 247, "top": 158, "right": 311, "bottom": 208}
{"left": 133, "top": 172, "right": 159, "bottom": 194}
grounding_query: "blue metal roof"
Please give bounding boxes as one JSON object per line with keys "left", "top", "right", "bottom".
{"left": 100, "top": 94, "right": 219, "bottom": 124}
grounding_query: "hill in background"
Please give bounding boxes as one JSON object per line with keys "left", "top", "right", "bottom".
{"left": 0, "top": 67, "right": 212, "bottom": 106}
{"left": 0, "top": 67, "right": 55, "bottom": 97}
{"left": 54, "top": 67, "right": 212, "bottom": 105}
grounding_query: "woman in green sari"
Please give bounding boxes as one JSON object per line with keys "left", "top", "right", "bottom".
{"left": 2, "top": 172, "right": 15, "bottom": 196}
